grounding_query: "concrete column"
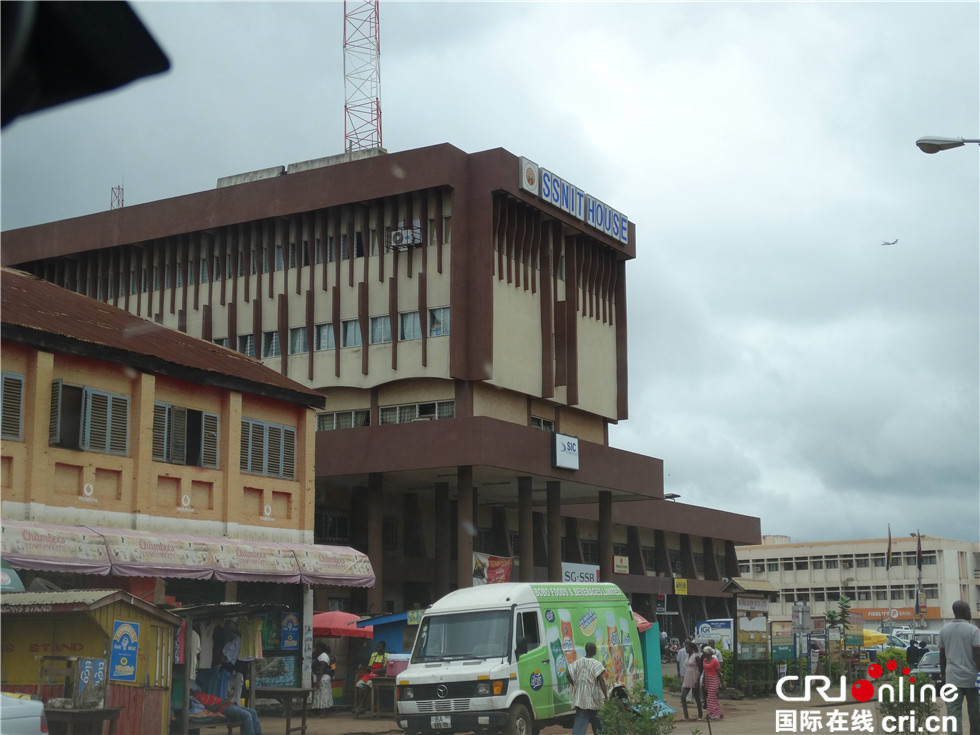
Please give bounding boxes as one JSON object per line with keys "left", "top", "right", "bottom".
{"left": 456, "top": 466, "right": 474, "bottom": 589}
{"left": 366, "top": 472, "right": 384, "bottom": 613}
{"left": 518, "top": 477, "right": 534, "bottom": 582}
{"left": 547, "top": 481, "right": 562, "bottom": 581}
{"left": 24, "top": 351, "right": 53, "bottom": 520}
{"left": 302, "top": 585, "right": 314, "bottom": 688}
{"left": 599, "top": 491, "right": 612, "bottom": 582}
{"left": 434, "top": 482, "right": 451, "bottom": 598}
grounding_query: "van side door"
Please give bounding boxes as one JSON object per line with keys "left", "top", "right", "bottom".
{"left": 515, "top": 607, "right": 554, "bottom": 720}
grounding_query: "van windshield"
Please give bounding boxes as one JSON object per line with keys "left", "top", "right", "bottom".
{"left": 412, "top": 610, "right": 511, "bottom": 662}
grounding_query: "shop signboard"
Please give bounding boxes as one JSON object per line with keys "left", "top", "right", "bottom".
{"left": 76, "top": 658, "right": 107, "bottom": 708}
{"left": 281, "top": 612, "right": 300, "bottom": 651}
{"left": 562, "top": 562, "right": 599, "bottom": 583}
{"left": 695, "top": 619, "right": 734, "bottom": 651}
{"left": 845, "top": 613, "right": 863, "bottom": 647}
{"left": 771, "top": 621, "right": 795, "bottom": 661}
{"left": 736, "top": 596, "right": 769, "bottom": 660}
{"left": 109, "top": 621, "right": 139, "bottom": 682}
{"left": 472, "top": 553, "right": 514, "bottom": 585}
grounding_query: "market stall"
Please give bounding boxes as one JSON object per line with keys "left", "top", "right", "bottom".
{"left": 0, "top": 589, "right": 181, "bottom": 735}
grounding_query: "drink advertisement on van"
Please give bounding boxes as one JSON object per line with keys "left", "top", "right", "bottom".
{"left": 395, "top": 582, "right": 653, "bottom": 734}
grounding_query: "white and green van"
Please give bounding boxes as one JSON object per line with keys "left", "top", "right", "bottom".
{"left": 395, "top": 582, "right": 650, "bottom": 735}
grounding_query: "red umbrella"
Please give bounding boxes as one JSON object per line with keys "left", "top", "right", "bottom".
{"left": 312, "top": 610, "right": 374, "bottom": 638}
{"left": 632, "top": 611, "right": 653, "bottom": 633}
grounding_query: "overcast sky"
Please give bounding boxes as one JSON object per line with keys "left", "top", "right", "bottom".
{"left": 2, "top": 2, "right": 977, "bottom": 545}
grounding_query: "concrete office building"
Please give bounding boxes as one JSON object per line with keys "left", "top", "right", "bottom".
{"left": 2, "top": 143, "right": 760, "bottom": 635}
{"left": 736, "top": 535, "right": 980, "bottom": 630}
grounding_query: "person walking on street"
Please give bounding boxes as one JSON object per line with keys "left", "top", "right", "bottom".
{"left": 907, "top": 640, "right": 922, "bottom": 668}
{"left": 701, "top": 646, "right": 724, "bottom": 722}
{"left": 566, "top": 641, "right": 608, "bottom": 735}
{"left": 939, "top": 600, "right": 980, "bottom": 735}
{"left": 680, "top": 641, "right": 703, "bottom": 722}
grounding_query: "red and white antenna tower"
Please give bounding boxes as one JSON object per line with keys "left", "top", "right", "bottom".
{"left": 343, "top": 0, "right": 382, "bottom": 152}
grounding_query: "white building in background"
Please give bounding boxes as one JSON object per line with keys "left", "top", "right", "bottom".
{"left": 736, "top": 535, "right": 980, "bottom": 632}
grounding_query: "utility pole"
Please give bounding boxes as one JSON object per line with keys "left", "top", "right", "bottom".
{"left": 911, "top": 530, "right": 924, "bottom": 628}
{"left": 343, "top": 0, "right": 382, "bottom": 152}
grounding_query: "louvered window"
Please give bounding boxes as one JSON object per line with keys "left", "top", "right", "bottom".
{"left": 49, "top": 380, "right": 129, "bottom": 455}
{"left": 314, "top": 324, "right": 335, "bottom": 351}
{"left": 1, "top": 373, "right": 25, "bottom": 441}
{"left": 153, "top": 402, "right": 219, "bottom": 468}
{"left": 240, "top": 418, "right": 296, "bottom": 479}
{"left": 262, "top": 331, "right": 281, "bottom": 358}
{"left": 238, "top": 334, "right": 255, "bottom": 357}
{"left": 80, "top": 388, "right": 129, "bottom": 455}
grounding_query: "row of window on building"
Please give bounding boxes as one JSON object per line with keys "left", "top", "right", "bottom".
{"left": 218, "top": 307, "right": 450, "bottom": 358}
{"left": 2, "top": 375, "right": 296, "bottom": 479}
{"left": 75, "top": 218, "right": 451, "bottom": 300}
{"left": 739, "top": 552, "right": 937, "bottom": 574}
{"left": 779, "top": 584, "right": 940, "bottom": 604}
{"left": 1, "top": 374, "right": 564, "bottom": 474}
{"left": 315, "top": 404, "right": 559, "bottom": 432}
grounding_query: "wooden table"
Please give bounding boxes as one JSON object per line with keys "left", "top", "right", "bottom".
{"left": 369, "top": 677, "right": 395, "bottom": 716}
{"left": 44, "top": 707, "right": 122, "bottom": 735}
{"left": 254, "top": 687, "right": 311, "bottom": 735}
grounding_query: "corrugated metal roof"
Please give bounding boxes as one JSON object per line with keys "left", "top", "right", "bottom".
{"left": 723, "top": 576, "right": 781, "bottom": 594}
{"left": 0, "top": 589, "right": 121, "bottom": 607}
{"left": 1, "top": 588, "right": 182, "bottom": 623}
{"left": 1, "top": 268, "right": 324, "bottom": 408}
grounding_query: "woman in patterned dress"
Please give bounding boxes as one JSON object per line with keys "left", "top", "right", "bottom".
{"left": 701, "top": 646, "right": 724, "bottom": 721}
{"left": 311, "top": 643, "right": 333, "bottom": 715}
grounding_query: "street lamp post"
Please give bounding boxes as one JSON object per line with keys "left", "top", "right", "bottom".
{"left": 916, "top": 136, "right": 980, "bottom": 154}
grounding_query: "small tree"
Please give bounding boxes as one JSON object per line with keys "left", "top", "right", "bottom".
{"left": 824, "top": 594, "right": 852, "bottom": 633}
{"left": 824, "top": 595, "right": 852, "bottom": 666}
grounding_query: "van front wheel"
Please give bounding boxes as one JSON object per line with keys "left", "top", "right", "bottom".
{"left": 504, "top": 702, "right": 532, "bottom": 735}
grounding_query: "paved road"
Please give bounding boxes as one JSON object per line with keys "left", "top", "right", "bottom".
{"left": 261, "top": 694, "right": 870, "bottom": 735}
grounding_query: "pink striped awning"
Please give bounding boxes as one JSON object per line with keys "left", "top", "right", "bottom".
{"left": 1, "top": 520, "right": 374, "bottom": 587}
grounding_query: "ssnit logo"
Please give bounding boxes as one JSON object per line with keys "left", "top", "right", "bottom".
{"left": 777, "top": 660, "right": 960, "bottom": 705}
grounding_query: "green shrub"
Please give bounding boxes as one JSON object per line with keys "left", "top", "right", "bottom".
{"left": 661, "top": 675, "right": 682, "bottom": 691}
{"left": 879, "top": 647, "right": 907, "bottom": 669}
{"left": 598, "top": 684, "right": 676, "bottom": 735}
{"left": 875, "top": 671, "right": 939, "bottom": 726}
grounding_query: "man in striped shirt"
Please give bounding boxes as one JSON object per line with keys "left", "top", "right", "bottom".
{"left": 566, "top": 641, "right": 608, "bottom": 735}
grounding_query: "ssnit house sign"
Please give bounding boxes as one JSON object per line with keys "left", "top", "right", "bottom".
{"left": 520, "top": 157, "right": 630, "bottom": 245}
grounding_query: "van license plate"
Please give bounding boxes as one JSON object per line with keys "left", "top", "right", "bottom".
{"left": 431, "top": 715, "right": 452, "bottom": 729}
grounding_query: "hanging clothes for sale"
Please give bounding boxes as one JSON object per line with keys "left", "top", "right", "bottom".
{"left": 198, "top": 620, "right": 217, "bottom": 670}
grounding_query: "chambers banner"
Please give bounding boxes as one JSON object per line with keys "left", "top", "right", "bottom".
{"left": 472, "top": 553, "right": 514, "bottom": 585}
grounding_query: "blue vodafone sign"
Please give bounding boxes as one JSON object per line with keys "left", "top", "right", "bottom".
{"left": 519, "top": 157, "right": 630, "bottom": 245}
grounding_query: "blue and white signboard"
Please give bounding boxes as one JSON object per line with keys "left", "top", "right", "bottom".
{"left": 281, "top": 612, "right": 300, "bottom": 651}
{"left": 695, "top": 618, "right": 734, "bottom": 651}
{"left": 110, "top": 621, "right": 139, "bottom": 682}
{"left": 552, "top": 433, "right": 579, "bottom": 470}
{"left": 77, "top": 658, "right": 106, "bottom": 699}
{"left": 519, "top": 157, "right": 630, "bottom": 246}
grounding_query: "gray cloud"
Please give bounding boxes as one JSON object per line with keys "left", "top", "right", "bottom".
{"left": 2, "top": 1, "right": 977, "bottom": 544}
